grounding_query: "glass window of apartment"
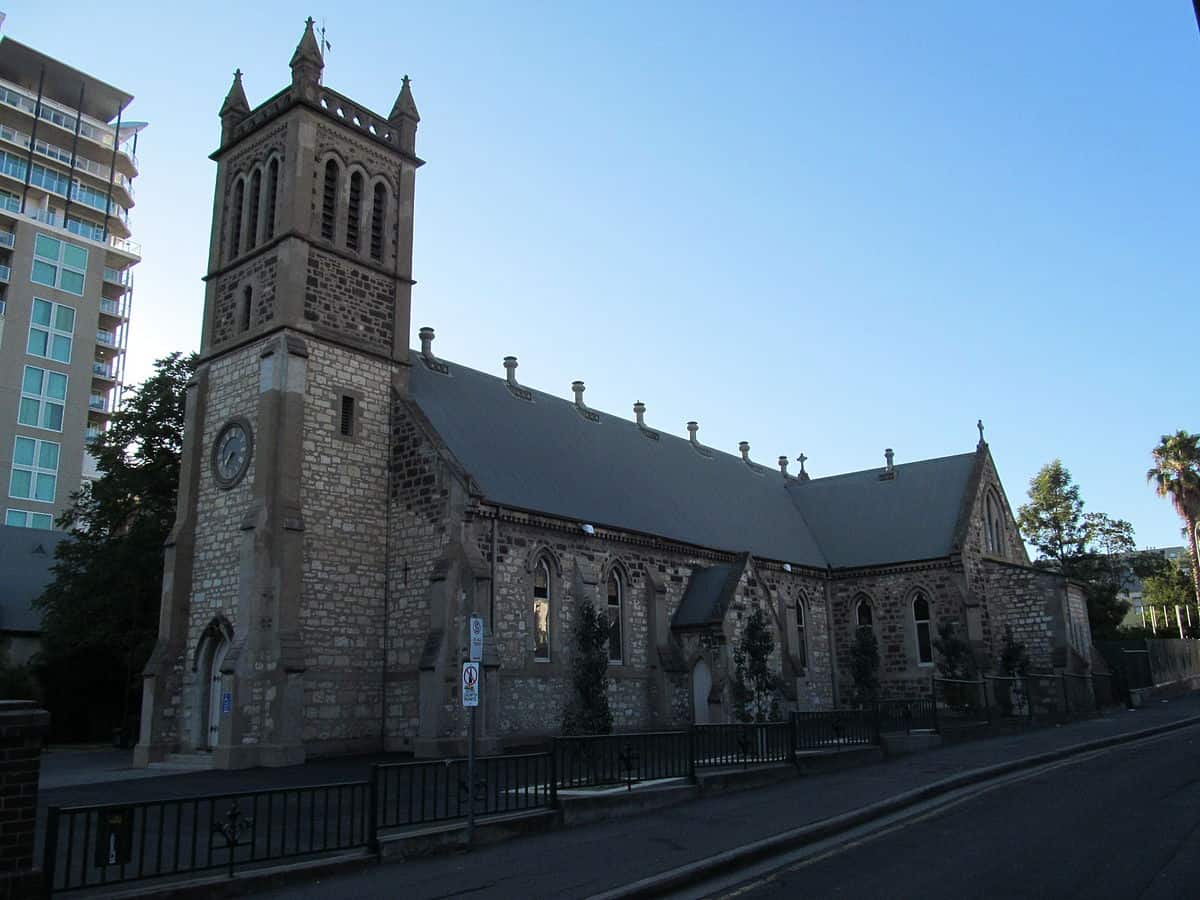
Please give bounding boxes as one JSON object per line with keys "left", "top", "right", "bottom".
{"left": 9, "top": 436, "right": 59, "bottom": 503}
{"left": 5, "top": 509, "right": 53, "bottom": 530}
{"left": 27, "top": 298, "right": 75, "bottom": 363}
{"left": 18, "top": 366, "right": 67, "bottom": 432}
{"left": 31, "top": 234, "right": 87, "bottom": 295}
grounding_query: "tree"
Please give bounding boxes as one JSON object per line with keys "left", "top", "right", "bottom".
{"left": 1141, "top": 557, "right": 1196, "bottom": 635}
{"left": 999, "top": 626, "right": 1030, "bottom": 677}
{"left": 1147, "top": 431, "right": 1200, "bottom": 608}
{"left": 33, "top": 353, "right": 195, "bottom": 743}
{"left": 560, "top": 600, "right": 612, "bottom": 735}
{"left": 1017, "top": 461, "right": 1088, "bottom": 576}
{"left": 731, "top": 606, "right": 782, "bottom": 723}
{"left": 849, "top": 628, "right": 880, "bottom": 707}
{"left": 932, "top": 622, "right": 974, "bottom": 680}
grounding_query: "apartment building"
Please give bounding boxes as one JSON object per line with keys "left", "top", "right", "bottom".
{"left": 0, "top": 37, "right": 143, "bottom": 531}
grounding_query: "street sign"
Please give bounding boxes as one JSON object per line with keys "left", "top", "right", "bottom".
{"left": 462, "top": 662, "right": 480, "bottom": 707}
{"left": 469, "top": 614, "right": 484, "bottom": 662}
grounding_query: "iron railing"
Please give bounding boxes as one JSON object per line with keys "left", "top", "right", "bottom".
{"left": 44, "top": 781, "right": 370, "bottom": 894}
{"left": 875, "top": 698, "right": 937, "bottom": 734}
{"left": 373, "top": 752, "right": 554, "bottom": 829}
{"left": 932, "top": 677, "right": 990, "bottom": 726}
{"left": 793, "top": 709, "right": 878, "bottom": 750}
{"left": 554, "top": 731, "right": 691, "bottom": 789}
{"left": 692, "top": 722, "right": 793, "bottom": 768}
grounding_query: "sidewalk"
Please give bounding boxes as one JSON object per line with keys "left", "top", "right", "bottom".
{"left": 246, "top": 696, "right": 1200, "bottom": 900}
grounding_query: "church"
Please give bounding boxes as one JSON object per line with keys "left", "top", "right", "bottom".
{"left": 135, "top": 22, "right": 1093, "bottom": 769}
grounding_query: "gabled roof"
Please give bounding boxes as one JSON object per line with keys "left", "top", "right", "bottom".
{"left": 789, "top": 453, "right": 979, "bottom": 568}
{"left": 407, "top": 352, "right": 981, "bottom": 570}
{"left": 0, "top": 525, "right": 68, "bottom": 634}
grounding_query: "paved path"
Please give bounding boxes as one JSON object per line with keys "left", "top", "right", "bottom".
{"left": 243, "top": 697, "right": 1200, "bottom": 899}
{"left": 718, "top": 724, "right": 1200, "bottom": 900}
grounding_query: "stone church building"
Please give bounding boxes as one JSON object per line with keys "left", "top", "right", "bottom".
{"left": 135, "top": 22, "right": 1092, "bottom": 768}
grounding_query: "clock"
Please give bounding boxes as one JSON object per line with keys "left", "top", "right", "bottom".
{"left": 212, "top": 418, "right": 253, "bottom": 488}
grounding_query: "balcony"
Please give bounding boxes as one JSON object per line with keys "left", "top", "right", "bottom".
{"left": 0, "top": 230, "right": 13, "bottom": 248}
{"left": 103, "top": 266, "right": 130, "bottom": 286}
{"left": 96, "top": 330, "right": 116, "bottom": 347}
{"left": 92, "top": 361, "right": 115, "bottom": 379}
{"left": 0, "top": 264, "right": 9, "bottom": 283}
{"left": 88, "top": 394, "right": 108, "bottom": 412}
{"left": 0, "top": 298, "right": 5, "bottom": 317}
{"left": 84, "top": 427, "right": 103, "bottom": 444}
{"left": 99, "top": 298, "right": 125, "bottom": 318}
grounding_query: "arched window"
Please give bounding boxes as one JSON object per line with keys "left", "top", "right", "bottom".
{"left": 533, "top": 558, "right": 550, "bottom": 662}
{"left": 264, "top": 157, "right": 279, "bottom": 240}
{"left": 239, "top": 285, "right": 252, "bottom": 333}
{"left": 229, "top": 177, "right": 245, "bottom": 260}
{"left": 369, "top": 183, "right": 387, "bottom": 261}
{"left": 320, "top": 159, "right": 339, "bottom": 242}
{"left": 607, "top": 570, "right": 623, "bottom": 664}
{"left": 346, "top": 171, "right": 363, "bottom": 252}
{"left": 913, "top": 592, "right": 933, "bottom": 665}
{"left": 855, "top": 597, "right": 873, "bottom": 631}
{"left": 795, "top": 599, "right": 808, "bottom": 671}
{"left": 985, "top": 492, "right": 1005, "bottom": 557}
{"left": 246, "top": 168, "right": 262, "bottom": 250}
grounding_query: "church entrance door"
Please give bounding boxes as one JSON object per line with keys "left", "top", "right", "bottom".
{"left": 206, "top": 638, "right": 229, "bottom": 751}
{"left": 692, "top": 659, "right": 712, "bottom": 725}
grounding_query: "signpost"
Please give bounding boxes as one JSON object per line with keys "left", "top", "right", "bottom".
{"left": 464, "top": 613, "right": 485, "bottom": 844}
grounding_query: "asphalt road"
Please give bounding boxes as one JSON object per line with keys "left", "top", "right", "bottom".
{"left": 712, "top": 727, "right": 1200, "bottom": 900}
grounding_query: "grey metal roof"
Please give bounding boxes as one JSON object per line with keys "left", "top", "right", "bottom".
{"left": 672, "top": 557, "right": 746, "bottom": 629}
{"left": 787, "top": 453, "right": 979, "bottom": 568}
{"left": 0, "top": 39, "right": 133, "bottom": 122}
{"left": 0, "top": 525, "right": 67, "bottom": 634}
{"left": 408, "top": 352, "right": 978, "bottom": 571}
{"left": 408, "top": 354, "right": 828, "bottom": 566}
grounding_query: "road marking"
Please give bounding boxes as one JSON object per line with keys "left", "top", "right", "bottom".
{"left": 687, "top": 726, "right": 1198, "bottom": 900}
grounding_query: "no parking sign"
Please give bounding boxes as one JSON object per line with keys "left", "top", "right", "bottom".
{"left": 462, "top": 662, "right": 480, "bottom": 707}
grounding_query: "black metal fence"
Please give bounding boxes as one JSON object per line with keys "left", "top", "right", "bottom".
{"left": 933, "top": 677, "right": 990, "bottom": 726}
{"left": 693, "top": 722, "right": 793, "bottom": 767}
{"left": 44, "top": 781, "right": 370, "bottom": 894}
{"left": 792, "top": 709, "right": 878, "bottom": 750}
{"left": 875, "top": 698, "right": 937, "bottom": 734}
{"left": 553, "top": 731, "right": 691, "bottom": 789}
{"left": 373, "top": 752, "right": 554, "bottom": 829}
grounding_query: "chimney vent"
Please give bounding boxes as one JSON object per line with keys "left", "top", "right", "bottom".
{"left": 503, "top": 356, "right": 532, "bottom": 401}
{"left": 687, "top": 421, "right": 713, "bottom": 458}
{"left": 571, "top": 381, "right": 600, "bottom": 423}
{"left": 778, "top": 456, "right": 789, "bottom": 476}
{"left": 739, "top": 441, "right": 751, "bottom": 461}
{"left": 880, "top": 448, "right": 896, "bottom": 480}
{"left": 419, "top": 326, "right": 435, "bottom": 358}
{"left": 633, "top": 401, "right": 646, "bottom": 427}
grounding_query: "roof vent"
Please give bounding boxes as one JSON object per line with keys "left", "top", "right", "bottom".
{"left": 880, "top": 448, "right": 896, "bottom": 481}
{"left": 778, "top": 456, "right": 789, "bottom": 477}
{"left": 687, "top": 421, "right": 713, "bottom": 459}
{"left": 503, "top": 356, "right": 532, "bottom": 402}
{"left": 633, "top": 401, "right": 659, "bottom": 441}
{"left": 738, "top": 441, "right": 764, "bottom": 475}
{"left": 572, "top": 381, "right": 600, "bottom": 423}
{"left": 417, "top": 326, "right": 449, "bottom": 375}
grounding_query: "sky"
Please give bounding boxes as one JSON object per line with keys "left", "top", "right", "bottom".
{"left": 3, "top": 1, "right": 1197, "bottom": 551}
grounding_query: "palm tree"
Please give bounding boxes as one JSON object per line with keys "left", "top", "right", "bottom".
{"left": 1147, "top": 431, "right": 1200, "bottom": 607}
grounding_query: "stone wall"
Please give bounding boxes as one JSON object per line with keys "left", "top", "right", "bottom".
{"left": 304, "top": 248, "right": 395, "bottom": 354}
{"left": 830, "top": 564, "right": 964, "bottom": 700}
{"left": 977, "top": 558, "right": 1070, "bottom": 671}
{"left": 181, "top": 343, "right": 264, "bottom": 749}
{"left": 209, "top": 252, "right": 279, "bottom": 346}
{"left": 297, "top": 341, "right": 393, "bottom": 755}
{"left": 382, "top": 395, "right": 456, "bottom": 748}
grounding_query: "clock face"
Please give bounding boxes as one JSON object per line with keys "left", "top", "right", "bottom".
{"left": 212, "top": 419, "right": 253, "bottom": 487}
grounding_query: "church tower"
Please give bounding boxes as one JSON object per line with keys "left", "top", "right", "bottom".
{"left": 136, "top": 19, "right": 422, "bottom": 768}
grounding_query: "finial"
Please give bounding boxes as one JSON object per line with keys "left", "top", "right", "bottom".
{"left": 219, "top": 68, "right": 251, "bottom": 138}
{"left": 290, "top": 15, "right": 325, "bottom": 92}
{"left": 977, "top": 419, "right": 986, "bottom": 445}
{"left": 797, "top": 453, "right": 810, "bottom": 482}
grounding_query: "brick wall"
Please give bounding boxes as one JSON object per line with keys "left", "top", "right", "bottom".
{"left": 0, "top": 700, "right": 48, "bottom": 897}
{"left": 304, "top": 249, "right": 395, "bottom": 354}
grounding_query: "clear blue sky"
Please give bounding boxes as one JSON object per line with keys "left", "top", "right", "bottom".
{"left": 6, "top": 1, "right": 1198, "bottom": 550}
